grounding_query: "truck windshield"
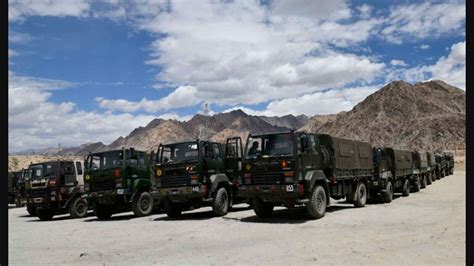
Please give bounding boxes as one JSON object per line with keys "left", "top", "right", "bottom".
{"left": 246, "top": 133, "right": 294, "bottom": 159}
{"left": 86, "top": 151, "right": 124, "bottom": 170}
{"left": 29, "top": 162, "right": 59, "bottom": 179}
{"left": 159, "top": 143, "right": 199, "bottom": 163}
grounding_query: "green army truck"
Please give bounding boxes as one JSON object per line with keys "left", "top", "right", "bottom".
{"left": 238, "top": 131, "right": 373, "bottom": 219}
{"left": 14, "top": 169, "right": 29, "bottom": 207}
{"left": 83, "top": 148, "right": 154, "bottom": 220}
{"left": 435, "top": 153, "right": 446, "bottom": 178}
{"left": 8, "top": 171, "right": 18, "bottom": 205}
{"left": 151, "top": 137, "right": 245, "bottom": 218}
{"left": 426, "top": 152, "right": 438, "bottom": 182}
{"left": 371, "top": 147, "right": 412, "bottom": 202}
{"left": 25, "top": 160, "right": 88, "bottom": 220}
{"left": 443, "top": 152, "right": 454, "bottom": 176}
{"left": 412, "top": 150, "right": 431, "bottom": 188}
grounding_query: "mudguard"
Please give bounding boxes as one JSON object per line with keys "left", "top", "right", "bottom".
{"left": 304, "top": 170, "right": 329, "bottom": 198}
{"left": 130, "top": 178, "right": 152, "bottom": 202}
{"left": 209, "top": 174, "right": 231, "bottom": 193}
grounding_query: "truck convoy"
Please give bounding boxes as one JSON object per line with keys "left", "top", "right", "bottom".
{"left": 15, "top": 131, "right": 456, "bottom": 221}
{"left": 151, "top": 138, "right": 246, "bottom": 218}
{"left": 83, "top": 148, "right": 154, "bottom": 220}
{"left": 24, "top": 160, "right": 87, "bottom": 220}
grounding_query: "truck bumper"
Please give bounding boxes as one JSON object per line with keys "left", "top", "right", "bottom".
{"left": 83, "top": 188, "right": 130, "bottom": 204}
{"left": 238, "top": 184, "right": 304, "bottom": 204}
{"left": 151, "top": 186, "right": 207, "bottom": 203}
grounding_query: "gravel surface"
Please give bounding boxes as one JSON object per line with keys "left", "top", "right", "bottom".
{"left": 9, "top": 170, "right": 465, "bottom": 265}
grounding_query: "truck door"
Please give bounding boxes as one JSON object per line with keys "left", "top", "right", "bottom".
{"left": 299, "top": 134, "right": 318, "bottom": 171}
{"left": 225, "top": 137, "right": 243, "bottom": 183}
{"left": 202, "top": 142, "right": 222, "bottom": 175}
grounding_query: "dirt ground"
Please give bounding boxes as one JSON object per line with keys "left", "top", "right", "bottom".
{"left": 9, "top": 169, "right": 465, "bottom": 265}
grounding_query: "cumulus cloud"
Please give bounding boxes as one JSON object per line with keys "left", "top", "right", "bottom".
{"left": 381, "top": 2, "right": 465, "bottom": 43}
{"left": 9, "top": 49, "right": 19, "bottom": 58}
{"left": 9, "top": 0, "right": 91, "bottom": 22}
{"left": 389, "top": 59, "right": 408, "bottom": 67}
{"left": 419, "top": 44, "right": 430, "bottom": 49}
{"left": 388, "top": 41, "right": 465, "bottom": 90}
{"left": 225, "top": 85, "right": 379, "bottom": 117}
{"left": 8, "top": 73, "right": 156, "bottom": 152}
{"left": 93, "top": 0, "right": 383, "bottom": 112}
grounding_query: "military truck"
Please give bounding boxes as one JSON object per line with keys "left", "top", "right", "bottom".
{"left": 238, "top": 131, "right": 373, "bottom": 219}
{"left": 371, "top": 147, "right": 412, "bottom": 202}
{"left": 443, "top": 152, "right": 454, "bottom": 176}
{"left": 25, "top": 160, "right": 88, "bottom": 220}
{"left": 426, "top": 152, "right": 438, "bottom": 182}
{"left": 83, "top": 148, "right": 154, "bottom": 219}
{"left": 151, "top": 138, "right": 245, "bottom": 218}
{"left": 412, "top": 151, "right": 431, "bottom": 188}
{"left": 435, "top": 153, "right": 446, "bottom": 178}
{"left": 14, "top": 169, "right": 28, "bottom": 207}
{"left": 8, "top": 171, "right": 18, "bottom": 205}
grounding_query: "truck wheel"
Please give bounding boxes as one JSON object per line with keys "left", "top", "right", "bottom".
{"left": 353, "top": 182, "right": 367, "bottom": 207}
{"left": 69, "top": 197, "right": 88, "bottom": 218}
{"left": 412, "top": 176, "right": 421, "bottom": 192}
{"left": 402, "top": 179, "right": 410, "bottom": 196}
{"left": 26, "top": 204, "right": 37, "bottom": 216}
{"left": 306, "top": 185, "right": 326, "bottom": 219}
{"left": 420, "top": 175, "right": 427, "bottom": 189}
{"left": 38, "top": 209, "right": 54, "bottom": 221}
{"left": 382, "top": 181, "right": 393, "bottom": 203}
{"left": 212, "top": 187, "right": 229, "bottom": 216}
{"left": 253, "top": 198, "right": 273, "bottom": 218}
{"left": 94, "top": 203, "right": 113, "bottom": 220}
{"left": 132, "top": 192, "right": 154, "bottom": 217}
{"left": 166, "top": 202, "right": 182, "bottom": 218}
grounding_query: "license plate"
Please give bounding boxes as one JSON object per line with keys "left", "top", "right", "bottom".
{"left": 286, "top": 185, "right": 294, "bottom": 192}
{"left": 172, "top": 191, "right": 177, "bottom": 194}
{"left": 117, "top": 189, "right": 124, "bottom": 195}
{"left": 34, "top": 198, "right": 43, "bottom": 203}
{"left": 373, "top": 181, "right": 379, "bottom": 186}
{"left": 192, "top": 186, "right": 200, "bottom": 193}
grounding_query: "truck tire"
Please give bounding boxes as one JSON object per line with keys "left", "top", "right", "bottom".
{"left": 306, "top": 185, "right": 326, "bottom": 219}
{"left": 353, "top": 182, "right": 367, "bottom": 207}
{"left": 69, "top": 197, "right": 88, "bottom": 218}
{"left": 402, "top": 179, "right": 410, "bottom": 197}
{"left": 412, "top": 176, "right": 421, "bottom": 192}
{"left": 212, "top": 187, "right": 229, "bottom": 216}
{"left": 27, "top": 204, "right": 37, "bottom": 216}
{"left": 37, "top": 209, "right": 54, "bottom": 221}
{"left": 132, "top": 192, "right": 154, "bottom": 217}
{"left": 253, "top": 198, "right": 273, "bottom": 218}
{"left": 166, "top": 202, "right": 182, "bottom": 218}
{"left": 94, "top": 203, "right": 113, "bottom": 220}
{"left": 382, "top": 181, "right": 393, "bottom": 203}
{"left": 420, "top": 175, "right": 427, "bottom": 189}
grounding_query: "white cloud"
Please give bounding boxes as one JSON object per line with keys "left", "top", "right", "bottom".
{"left": 92, "top": 0, "right": 383, "bottom": 112}
{"left": 356, "top": 4, "right": 373, "bottom": 19}
{"left": 9, "top": 0, "right": 91, "bottom": 22}
{"left": 419, "top": 44, "right": 430, "bottom": 49}
{"left": 388, "top": 41, "right": 465, "bottom": 90}
{"left": 8, "top": 31, "right": 32, "bottom": 44}
{"left": 8, "top": 73, "right": 156, "bottom": 152}
{"left": 389, "top": 59, "right": 408, "bottom": 67}
{"left": 157, "top": 112, "right": 193, "bottom": 121}
{"left": 96, "top": 85, "right": 201, "bottom": 112}
{"left": 225, "top": 85, "right": 379, "bottom": 117}
{"left": 381, "top": 2, "right": 465, "bottom": 44}
{"left": 9, "top": 49, "right": 19, "bottom": 57}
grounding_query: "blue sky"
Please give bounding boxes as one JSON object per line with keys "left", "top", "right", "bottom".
{"left": 8, "top": 0, "right": 465, "bottom": 152}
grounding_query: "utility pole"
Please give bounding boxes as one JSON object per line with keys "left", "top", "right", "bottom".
{"left": 58, "top": 143, "right": 61, "bottom": 157}
{"left": 198, "top": 102, "right": 211, "bottom": 140}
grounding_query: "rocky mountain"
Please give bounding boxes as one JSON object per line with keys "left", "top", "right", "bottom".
{"left": 11, "top": 142, "right": 106, "bottom": 156}
{"left": 301, "top": 80, "right": 465, "bottom": 151}
{"left": 12, "top": 79, "right": 465, "bottom": 155}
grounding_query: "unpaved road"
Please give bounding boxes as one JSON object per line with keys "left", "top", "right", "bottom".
{"left": 9, "top": 170, "right": 465, "bottom": 265}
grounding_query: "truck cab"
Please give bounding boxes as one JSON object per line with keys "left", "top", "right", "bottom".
{"left": 83, "top": 148, "right": 154, "bottom": 219}
{"left": 25, "top": 160, "right": 87, "bottom": 220}
{"left": 151, "top": 138, "right": 244, "bottom": 218}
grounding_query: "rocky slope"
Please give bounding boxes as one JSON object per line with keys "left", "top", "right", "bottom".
{"left": 301, "top": 80, "right": 465, "bottom": 151}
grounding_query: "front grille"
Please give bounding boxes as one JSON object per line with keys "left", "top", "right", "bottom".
{"left": 161, "top": 175, "right": 190, "bottom": 188}
{"left": 90, "top": 179, "right": 115, "bottom": 191}
{"left": 28, "top": 188, "right": 50, "bottom": 198}
{"left": 31, "top": 182, "right": 47, "bottom": 188}
{"left": 252, "top": 172, "right": 282, "bottom": 185}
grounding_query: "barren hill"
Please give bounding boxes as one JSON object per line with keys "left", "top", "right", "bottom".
{"left": 301, "top": 80, "right": 465, "bottom": 151}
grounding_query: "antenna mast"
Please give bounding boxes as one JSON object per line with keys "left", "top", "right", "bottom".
{"left": 198, "top": 102, "right": 211, "bottom": 140}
